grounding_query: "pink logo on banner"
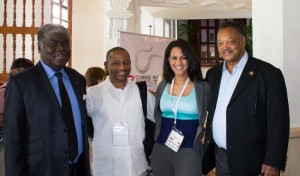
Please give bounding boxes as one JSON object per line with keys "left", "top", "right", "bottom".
{"left": 120, "top": 32, "right": 173, "bottom": 91}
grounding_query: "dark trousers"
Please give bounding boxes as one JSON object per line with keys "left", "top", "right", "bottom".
{"left": 215, "top": 146, "right": 229, "bottom": 176}
{"left": 69, "top": 154, "right": 86, "bottom": 176}
{"left": 151, "top": 143, "right": 202, "bottom": 176}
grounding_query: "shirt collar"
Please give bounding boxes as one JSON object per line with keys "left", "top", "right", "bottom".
{"left": 40, "top": 60, "right": 68, "bottom": 79}
{"left": 222, "top": 52, "right": 248, "bottom": 73}
{"left": 105, "top": 78, "right": 130, "bottom": 90}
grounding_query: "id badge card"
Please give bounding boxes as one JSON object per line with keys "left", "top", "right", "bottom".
{"left": 113, "top": 122, "right": 129, "bottom": 146}
{"left": 165, "top": 127, "right": 184, "bottom": 152}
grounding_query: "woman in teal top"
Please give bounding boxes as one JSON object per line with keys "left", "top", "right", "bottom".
{"left": 151, "top": 39, "right": 210, "bottom": 176}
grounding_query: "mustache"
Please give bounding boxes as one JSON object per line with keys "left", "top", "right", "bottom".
{"left": 221, "top": 49, "right": 233, "bottom": 53}
{"left": 53, "top": 51, "right": 69, "bottom": 57}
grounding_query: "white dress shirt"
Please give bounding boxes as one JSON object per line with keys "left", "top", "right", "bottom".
{"left": 86, "top": 78, "right": 148, "bottom": 176}
{"left": 212, "top": 53, "right": 248, "bottom": 149}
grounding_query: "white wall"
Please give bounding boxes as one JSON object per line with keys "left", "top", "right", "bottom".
{"left": 72, "top": 0, "right": 106, "bottom": 75}
{"left": 282, "top": 0, "right": 300, "bottom": 128}
{"left": 252, "top": 0, "right": 283, "bottom": 69}
{"left": 252, "top": 0, "right": 300, "bottom": 127}
{"left": 140, "top": 7, "right": 154, "bottom": 35}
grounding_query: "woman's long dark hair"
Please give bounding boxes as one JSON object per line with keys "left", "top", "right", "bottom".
{"left": 162, "top": 38, "right": 202, "bottom": 83}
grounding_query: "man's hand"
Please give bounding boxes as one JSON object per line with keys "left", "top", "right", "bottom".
{"left": 261, "top": 164, "right": 280, "bottom": 176}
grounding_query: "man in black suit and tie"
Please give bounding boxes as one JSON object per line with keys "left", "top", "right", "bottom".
{"left": 202, "top": 21, "right": 289, "bottom": 176}
{"left": 4, "top": 23, "right": 91, "bottom": 176}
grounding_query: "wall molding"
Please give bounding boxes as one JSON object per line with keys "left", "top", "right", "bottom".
{"left": 289, "top": 127, "right": 300, "bottom": 139}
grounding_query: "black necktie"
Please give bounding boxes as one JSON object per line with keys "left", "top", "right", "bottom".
{"left": 55, "top": 72, "right": 78, "bottom": 161}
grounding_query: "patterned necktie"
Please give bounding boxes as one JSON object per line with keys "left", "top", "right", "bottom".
{"left": 55, "top": 72, "right": 78, "bottom": 161}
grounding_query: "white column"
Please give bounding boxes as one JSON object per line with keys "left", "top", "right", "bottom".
{"left": 252, "top": 0, "right": 283, "bottom": 69}
{"left": 105, "top": 0, "right": 133, "bottom": 50}
{"left": 282, "top": 0, "right": 300, "bottom": 128}
{"left": 252, "top": 0, "right": 300, "bottom": 128}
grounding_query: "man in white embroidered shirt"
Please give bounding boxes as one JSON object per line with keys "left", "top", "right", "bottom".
{"left": 86, "top": 47, "right": 155, "bottom": 176}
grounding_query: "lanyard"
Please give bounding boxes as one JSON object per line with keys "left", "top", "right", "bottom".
{"left": 170, "top": 77, "right": 190, "bottom": 126}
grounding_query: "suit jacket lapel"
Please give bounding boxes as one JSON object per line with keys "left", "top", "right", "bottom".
{"left": 229, "top": 57, "right": 256, "bottom": 105}
{"left": 35, "top": 62, "right": 62, "bottom": 111}
{"left": 195, "top": 80, "right": 204, "bottom": 125}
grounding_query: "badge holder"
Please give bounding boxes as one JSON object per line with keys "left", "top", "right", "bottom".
{"left": 165, "top": 77, "right": 189, "bottom": 152}
{"left": 113, "top": 121, "right": 129, "bottom": 146}
{"left": 165, "top": 126, "right": 184, "bottom": 152}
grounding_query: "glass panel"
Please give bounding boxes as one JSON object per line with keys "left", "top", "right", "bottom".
{"left": 53, "top": 5, "right": 60, "bottom": 18}
{"left": 210, "top": 59, "right": 216, "bottom": 65}
{"left": 209, "top": 44, "right": 215, "bottom": 58}
{"left": 201, "top": 29, "right": 207, "bottom": 42}
{"left": 52, "top": 18, "right": 60, "bottom": 24}
{"left": 53, "top": 0, "right": 68, "bottom": 6}
{"left": 209, "top": 29, "right": 215, "bottom": 42}
{"left": 209, "top": 19, "right": 215, "bottom": 27}
{"left": 201, "top": 58, "right": 208, "bottom": 64}
{"left": 201, "top": 20, "right": 206, "bottom": 27}
{"left": 62, "top": 21, "right": 68, "bottom": 28}
{"left": 62, "top": 0, "right": 68, "bottom": 6}
{"left": 62, "top": 8, "right": 68, "bottom": 21}
{"left": 201, "top": 45, "right": 207, "bottom": 58}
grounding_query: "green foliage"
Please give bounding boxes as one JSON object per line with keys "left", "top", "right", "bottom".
{"left": 178, "top": 20, "right": 196, "bottom": 43}
{"left": 244, "top": 19, "right": 253, "bottom": 56}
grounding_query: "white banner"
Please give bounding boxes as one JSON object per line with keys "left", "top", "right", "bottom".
{"left": 120, "top": 32, "right": 173, "bottom": 91}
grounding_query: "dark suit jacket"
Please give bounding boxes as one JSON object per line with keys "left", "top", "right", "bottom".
{"left": 4, "top": 62, "right": 91, "bottom": 176}
{"left": 202, "top": 57, "right": 290, "bottom": 176}
{"left": 154, "top": 79, "right": 210, "bottom": 156}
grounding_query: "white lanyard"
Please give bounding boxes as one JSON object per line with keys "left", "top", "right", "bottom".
{"left": 170, "top": 77, "right": 190, "bottom": 126}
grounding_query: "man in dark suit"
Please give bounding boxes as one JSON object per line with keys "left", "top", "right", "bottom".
{"left": 202, "top": 21, "right": 289, "bottom": 176}
{"left": 4, "top": 23, "right": 91, "bottom": 176}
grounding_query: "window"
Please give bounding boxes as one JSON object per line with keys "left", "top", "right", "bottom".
{"left": 51, "top": 0, "right": 70, "bottom": 28}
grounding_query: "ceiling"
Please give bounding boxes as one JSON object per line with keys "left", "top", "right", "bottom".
{"left": 141, "top": 0, "right": 252, "bottom": 19}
